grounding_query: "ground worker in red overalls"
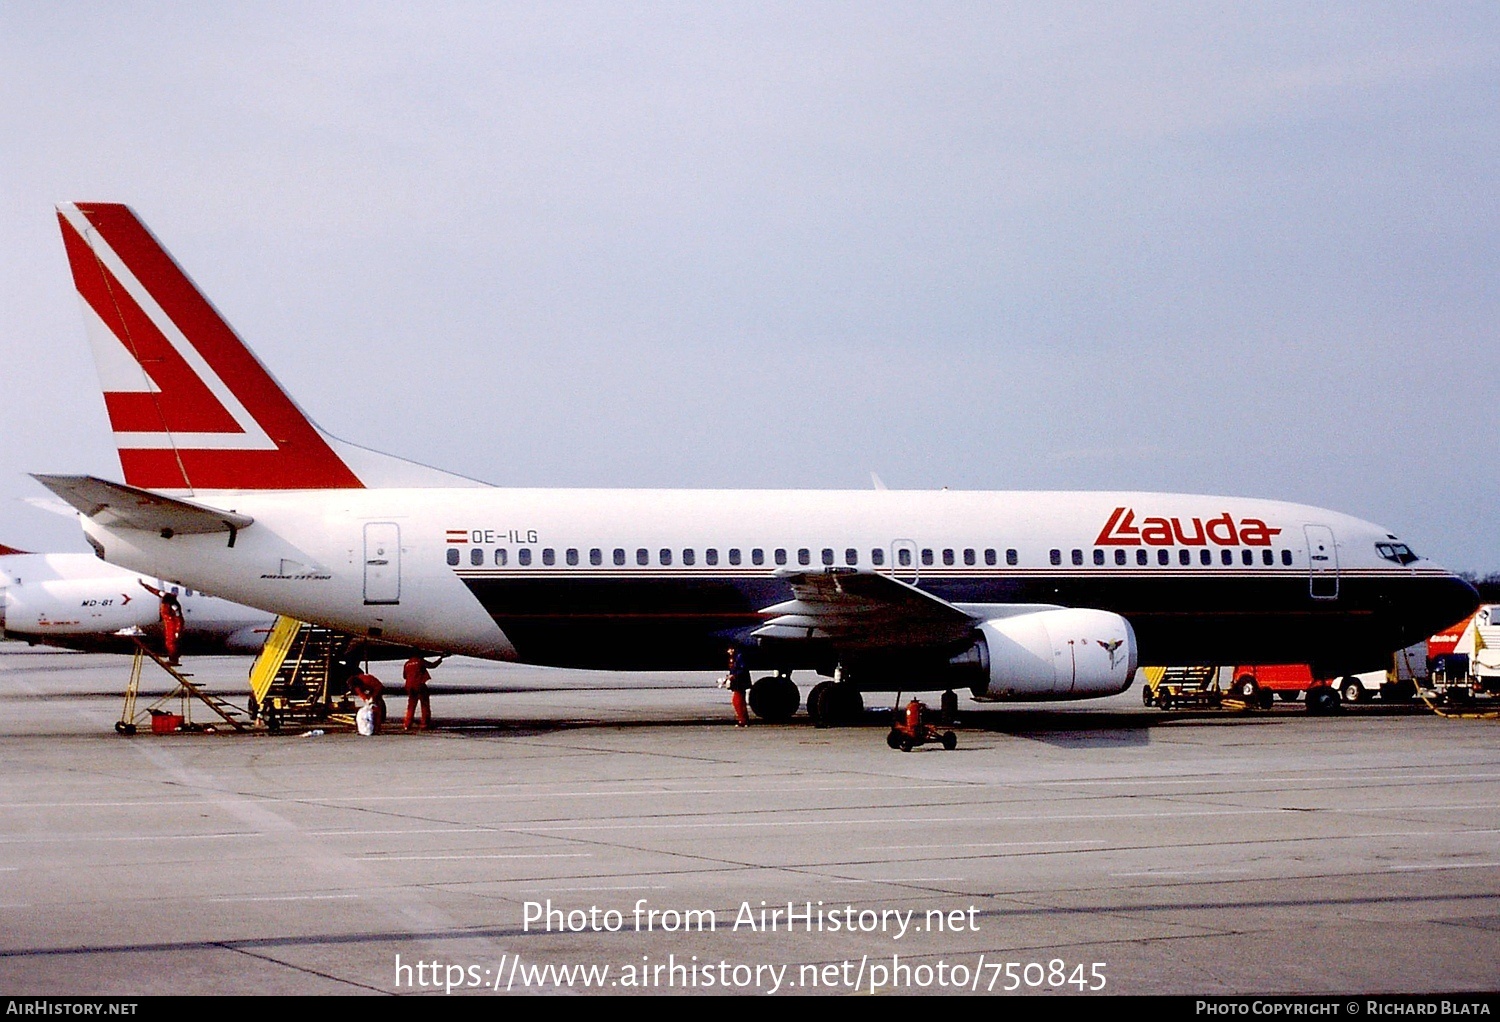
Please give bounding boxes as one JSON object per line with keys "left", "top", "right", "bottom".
{"left": 347, "top": 670, "right": 387, "bottom": 732}
{"left": 402, "top": 652, "right": 446, "bottom": 731}
{"left": 726, "top": 647, "right": 751, "bottom": 727}
{"left": 158, "top": 591, "right": 184, "bottom": 666}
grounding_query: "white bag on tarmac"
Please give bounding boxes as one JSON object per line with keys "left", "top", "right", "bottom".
{"left": 356, "top": 704, "right": 376, "bottom": 736}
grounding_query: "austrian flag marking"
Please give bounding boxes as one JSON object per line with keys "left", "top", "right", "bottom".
{"left": 445, "top": 530, "right": 469, "bottom": 544}
{"left": 1095, "top": 507, "right": 1282, "bottom": 548}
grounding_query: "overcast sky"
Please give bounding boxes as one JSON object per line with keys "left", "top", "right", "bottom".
{"left": 2, "top": 2, "right": 1496, "bottom": 571}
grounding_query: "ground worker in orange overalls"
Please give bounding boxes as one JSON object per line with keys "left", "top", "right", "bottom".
{"left": 158, "top": 591, "right": 184, "bottom": 666}
{"left": 347, "top": 670, "right": 387, "bottom": 732}
{"left": 402, "top": 652, "right": 446, "bottom": 731}
{"left": 726, "top": 647, "right": 751, "bottom": 727}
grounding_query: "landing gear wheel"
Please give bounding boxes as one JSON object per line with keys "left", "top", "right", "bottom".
{"left": 1306, "top": 686, "right": 1343, "bottom": 715}
{"left": 1339, "top": 678, "right": 1366, "bottom": 704}
{"left": 822, "top": 684, "right": 864, "bottom": 725}
{"left": 941, "top": 731, "right": 957, "bottom": 751}
{"left": 807, "top": 681, "right": 835, "bottom": 727}
{"left": 749, "top": 675, "right": 800, "bottom": 722}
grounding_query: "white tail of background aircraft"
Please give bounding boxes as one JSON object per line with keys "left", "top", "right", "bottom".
{"left": 34, "top": 203, "right": 1480, "bottom": 722}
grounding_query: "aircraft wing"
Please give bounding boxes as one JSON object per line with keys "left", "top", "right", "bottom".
{"left": 31, "top": 474, "right": 253, "bottom": 539}
{"left": 752, "top": 568, "right": 978, "bottom": 651}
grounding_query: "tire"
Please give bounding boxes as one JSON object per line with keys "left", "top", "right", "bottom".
{"left": 1306, "top": 686, "right": 1343, "bottom": 716}
{"left": 807, "top": 681, "right": 835, "bottom": 727}
{"left": 899, "top": 736, "right": 913, "bottom": 752}
{"left": 1339, "top": 678, "right": 1366, "bottom": 704}
{"left": 1142, "top": 685, "right": 1155, "bottom": 706}
{"left": 823, "top": 685, "right": 864, "bottom": 726}
{"left": 886, "top": 729, "right": 902, "bottom": 750}
{"left": 114, "top": 721, "right": 136, "bottom": 736}
{"left": 941, "top": 731, "right": 957, "bottom": 751}
{"left": 1233, "top": 676, "right": 1259, "bottom": 701}
{"left": 749, "top": 676, "right": 799, "bottom": 723}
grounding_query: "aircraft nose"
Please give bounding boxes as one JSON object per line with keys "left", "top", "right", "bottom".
{"left": 1432, "top": 572, "right": 1481, "bottom": 634}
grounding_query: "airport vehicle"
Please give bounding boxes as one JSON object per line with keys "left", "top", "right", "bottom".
{"left": 1424, "top": 605, "right": 1500, "bottom": 703}
{"left": 32, "top": 203, "right": 1481, "bottom": 720}
{"left": 0, "top": 543, "right": 274, "bottom": 656}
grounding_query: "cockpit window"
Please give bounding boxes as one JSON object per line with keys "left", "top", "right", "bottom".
{"left": 1375, "top": 542, "right": 1418, "bottom": 566}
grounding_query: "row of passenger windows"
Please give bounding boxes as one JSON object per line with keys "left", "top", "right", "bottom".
{"left": 1051, "top": 547, "right": 1294, "bottom": 567}
{"left": 446, "top": 544, "right": 1292, "bottom": 568}
{"left": 448, "top": 547, "right": 1021, "bottom": 568}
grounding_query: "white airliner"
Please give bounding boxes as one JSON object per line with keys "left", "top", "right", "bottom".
{"left": 0, "top": 543, "right": 274, "bottom": 656}
{"left": 32, "top": 203, "right": 1479, "bottom": 721}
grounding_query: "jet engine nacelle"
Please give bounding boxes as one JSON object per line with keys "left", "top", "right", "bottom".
{"left": 960, "top": 608, "right": 1138, "bottom": 700}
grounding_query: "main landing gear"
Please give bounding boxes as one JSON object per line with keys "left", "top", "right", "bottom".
{"left": 806, "top": 680, "right": 865, "bottom": 727}
{"left": 748, "top": 672, "right": 800, "bottom": 723}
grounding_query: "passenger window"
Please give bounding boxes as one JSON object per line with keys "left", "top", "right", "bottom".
{"left": 636, "top": 548, "right": 649, "bottom": 566}
{"left": 519, "top": 549, "right": 533, "bottom": 566}
{"left": 1071, "top": 549, "right": 1083, "bottom": 566}
{"left": 446, "top": 548, "right": 460, "bottom": 566}
{"left": 1262, "top": 550, "right": 1273, "bottom": 566}
{"left": 729, "top": 548, "right": 742, "bottom": 566}
{"left": 774, "top": 549, "right": 787, "bottom": 566}
{"left": 1199, "top": 549, "right": 1211, "bottom": 566}
{"left": 921, "top": 549, "right": 934, "bottom": 566}
{"left": 871, "top": 548, "right": 885, "bottom": 566}
{"left": 705, "top": 549, "right": 718, "bottom": 566}
{"left": 614, "top": 548, "right": 626, "bottom": 566}
{"left": 1114, "top": 549, "right": 1126, "bottom": 566}
{"left": 1006, "top": 549, "right": 1018, "bottom": 566}
{"left": 984, "top": 549, "right": 996, "bottom": 566}
{"left": 589, "top": 548, "right": 602, "bottom": 566}
{"left": 942, "top": 549, "right": 955, "bottom": 566}
{"left": 963, "top": 549, "right": 975, "bottom": 566}
{"left": 470, "top": 548, "right": 483, "bottom": 566}
{"left": 1179, "top": 550, "right": 1190, "bottom": 566}
{"left": 566, "top": 548, "right": 579, "bottom": 566}
{"left": 1281, "top": 550, "right": 1293, "bottom": 566}
{"left": 1050, "top": 549, "right": 1061, "bottom": 566}
{"left": 1221, "top": 549, "right": 1233, "bottom": 566}
{"left": 659, "top": 548, "right": 672, "bottom": 566}
{"left": 845, "top": 548, "right": 858, "bottom": 565}
{"left": 1158, "top": 549, "right": 1170, "bottom": 566}
{"left": 683, "top": 549, "right": 695, "bottom": 566}
{"left": 898, "top": 549, "right": 912, "bottom": 567}
{"left": 1136, "top": 549, "right": 1147, "bottom": 566}
{"left": 797, "top": 548, "right": 810, "bottom": 566}
{"left": 1093, "top": 550, "right": 1104, "bottom": 566}
{"left": 542, "top": 548, "right": 555, "bottom": 566}
{"left": 821, "top": 548, "right": 834, "bottom": 565}
{"left": 753, "top": 549, "right": 765, "bottom": 566}
{"left": 495, "top": 549, "right": 508, "bottom": 566}
{"left": 1241, "top": 549, "right": 1253, "bottom": 566}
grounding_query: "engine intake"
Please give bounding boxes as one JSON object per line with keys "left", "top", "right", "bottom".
{"left": 960, "top": 608, "right": 1138, "bottom": 700}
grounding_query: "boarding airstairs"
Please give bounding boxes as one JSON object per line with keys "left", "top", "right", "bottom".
{"left": 247, "top": 616, "right": 357, "bottom": 730}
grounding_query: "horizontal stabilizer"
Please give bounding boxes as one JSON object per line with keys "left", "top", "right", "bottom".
{"left": 31, "top": 474, "right": 253, "bottom": 537}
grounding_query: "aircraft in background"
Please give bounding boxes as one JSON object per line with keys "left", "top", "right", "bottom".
{"left": 0, "top": 543, "right": 274, "bottom": 656}
{"left": 33, "top": 203, "right": 1479, "bottom": 722}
